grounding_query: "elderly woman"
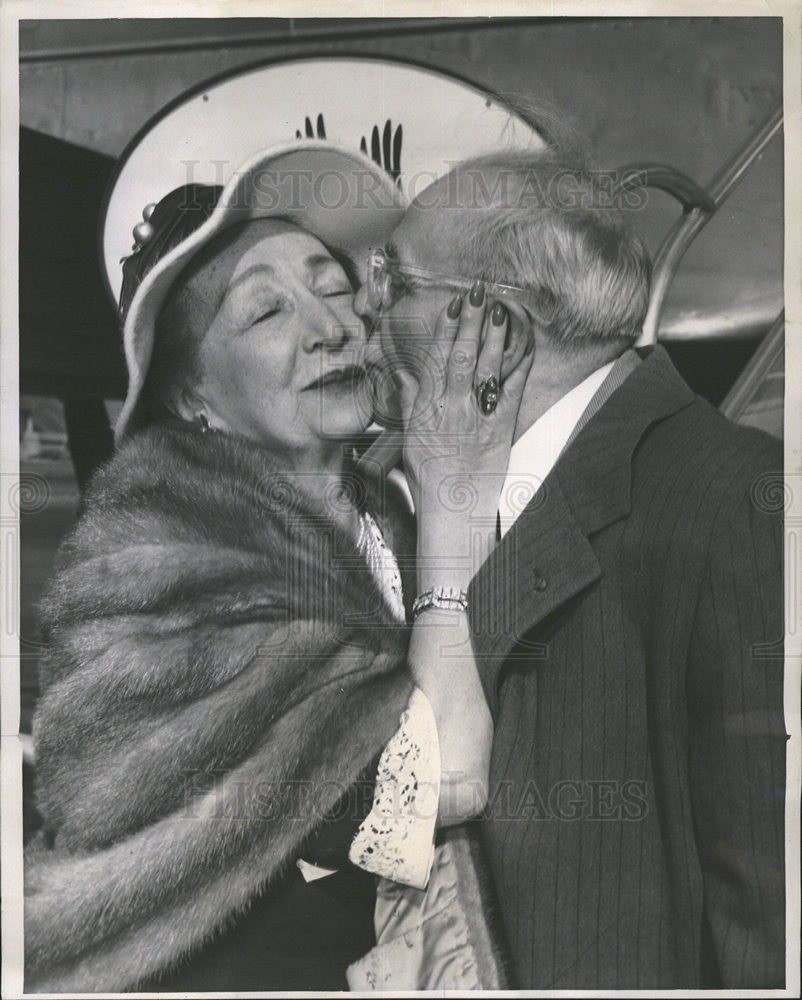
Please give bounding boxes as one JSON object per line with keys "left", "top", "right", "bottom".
{"left": 24, "top": 143, "right": 533, "bottom": 992}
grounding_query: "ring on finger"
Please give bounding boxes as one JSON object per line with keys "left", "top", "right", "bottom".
{"left": 475, "top": 375, "right": 500, "bottom": 415}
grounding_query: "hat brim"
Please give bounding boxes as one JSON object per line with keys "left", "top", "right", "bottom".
{"left": 116, "top": 140, "right": 407, "bottom": 442}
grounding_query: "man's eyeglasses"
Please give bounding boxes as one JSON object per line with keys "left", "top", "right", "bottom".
{"left": 366, "top": 248, "right": 542, "bottom": 317}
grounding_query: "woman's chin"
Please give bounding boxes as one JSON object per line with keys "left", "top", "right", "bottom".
{"left": 315, "top": 404, "right": 375, "bottom": 441}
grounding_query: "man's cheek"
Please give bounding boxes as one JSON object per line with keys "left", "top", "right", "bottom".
{"left": 370, "top": 375, "right": 403, "bottom": 430}
{"left": 383, "top": 313, "right": 435, "bottom": 379}
{"left": 360, "top": 323, "right": 402, "bottom": 429}
{"left": 363, "top": 332, "right": 387, "bottom": 371}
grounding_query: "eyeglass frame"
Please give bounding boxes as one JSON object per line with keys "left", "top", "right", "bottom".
{"left": 366, "top": 248, "right": 544, "bottom": 319}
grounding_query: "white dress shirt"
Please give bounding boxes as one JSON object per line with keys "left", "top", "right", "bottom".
{"left": 498, "top": 360, "right": 616, "bottom": 538}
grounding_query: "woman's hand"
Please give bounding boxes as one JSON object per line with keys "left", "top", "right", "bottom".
{"left": 400, "top": 282, "right": 534, "bottom": 825}
{"left": 396, "top": 282, "right": 534, "bottom": 587}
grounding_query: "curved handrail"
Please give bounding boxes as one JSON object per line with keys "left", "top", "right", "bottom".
{"left": 637, "top": 105, "right": 783, "bottom": 345}
{"left": 613, "top": 163, "right": 715, "bottom": 213}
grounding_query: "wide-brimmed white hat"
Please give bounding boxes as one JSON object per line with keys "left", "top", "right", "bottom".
{"left": 116, "top": 140, "right": 407, "bottom": 442}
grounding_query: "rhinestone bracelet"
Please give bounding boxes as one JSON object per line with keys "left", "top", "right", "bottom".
{"left": 412, "top": 585, "right": 469, "bottom": 619}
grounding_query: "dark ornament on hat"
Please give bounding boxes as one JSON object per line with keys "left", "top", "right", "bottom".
{"left": 118, "top": 184, "right": 222, "bottom": 322}
{"left": 131, "top": 203, "right": 157, "bottom": 252}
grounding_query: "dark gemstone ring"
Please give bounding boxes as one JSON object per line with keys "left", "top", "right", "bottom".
{"left": 476, "top": 376, "right": 500, "bottom": 415}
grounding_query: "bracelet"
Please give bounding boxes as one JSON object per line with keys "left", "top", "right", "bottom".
{"left": 412, "top": 586, "right": 469, "bottom": 618}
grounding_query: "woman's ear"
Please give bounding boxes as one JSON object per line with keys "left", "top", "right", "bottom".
{"left": 499, "top": 300, "right": 536, "bottom": 381}
{"left": 173, "top": 385, "right": 207, "bottom": 423}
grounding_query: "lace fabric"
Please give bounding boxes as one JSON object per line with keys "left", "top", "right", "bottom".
{"left": 356, "top": 509, "right": 406, "bottom": 623}
{"left": 348, "top": 688, "right": 440, "bottom": 889}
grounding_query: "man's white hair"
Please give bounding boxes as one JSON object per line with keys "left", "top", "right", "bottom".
{"left": 449, "top": 149, "right": 651, "bottom": 350}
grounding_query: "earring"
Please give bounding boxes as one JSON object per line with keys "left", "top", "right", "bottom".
{"left": 197, "top": 413, "right": 214, "bottom": 434}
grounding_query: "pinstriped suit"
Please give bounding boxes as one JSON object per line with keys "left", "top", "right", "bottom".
{"left": 468, "top": 345, "right": 785, "bottom": 988}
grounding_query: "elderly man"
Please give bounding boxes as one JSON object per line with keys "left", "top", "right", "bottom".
{"left": 357, "top": 148, "right": 786, "bottom": 989}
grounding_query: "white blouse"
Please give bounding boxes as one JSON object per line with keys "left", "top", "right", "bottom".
{"left": 348, "top": 511, "right": 439, "bottom": 890}
{"left": 296, "top": 510, "right": 439, "bottom": 889}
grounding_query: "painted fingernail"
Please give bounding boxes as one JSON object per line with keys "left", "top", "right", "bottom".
{"left": 492, "top": 302, "right": 507, "bottom": 325}
{"left": 447, "top": 295, "right": 463, "bottom": 319}
{"left": 469, "top": 281, "right": 484, "bottom": 306}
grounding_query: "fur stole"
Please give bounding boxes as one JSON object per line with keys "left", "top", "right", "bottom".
{"left": 25, "top": 420, "right": 415, "bottom": 993}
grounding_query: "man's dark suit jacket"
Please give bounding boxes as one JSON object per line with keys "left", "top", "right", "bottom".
{"left": 468, "top": 345, "right": 785, "bottom": 989}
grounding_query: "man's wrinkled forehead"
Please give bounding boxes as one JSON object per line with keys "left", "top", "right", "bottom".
{"left": 390, "top": 172, "right": 470, "bottom": 272}
{"left": 392, "top": 166, "right": 510, "bottom": 272}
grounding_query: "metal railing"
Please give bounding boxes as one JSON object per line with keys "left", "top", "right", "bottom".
{"left": 720, "top": 309, "right": 785, "bottom": 425}
{"left": 614, "top": 105, "right": 784, "bottom": 345}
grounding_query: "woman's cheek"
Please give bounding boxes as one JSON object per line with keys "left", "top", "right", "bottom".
{"left": 233, "top": 338, "right": 283, "bottom": 392}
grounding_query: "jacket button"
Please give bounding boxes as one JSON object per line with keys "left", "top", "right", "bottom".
{"left": 532, "top": 572, "right": 547, "bottom": 591}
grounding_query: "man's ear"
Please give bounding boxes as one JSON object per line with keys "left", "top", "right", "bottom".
{"left": 499, "top": 299, "right": 536, "bottom": 381}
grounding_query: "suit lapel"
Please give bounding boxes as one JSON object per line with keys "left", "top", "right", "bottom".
{"left": 468, "top": 345, "right": 695, "bottom": 712}
{"left": 469, "top": 473, "right": 601, "bottom": 676}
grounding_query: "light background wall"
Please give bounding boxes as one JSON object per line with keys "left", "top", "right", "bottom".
{"left": 19, "top": 16, "right": 785, "bottom": 335}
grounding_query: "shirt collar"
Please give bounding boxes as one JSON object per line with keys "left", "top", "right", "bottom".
{"left": 498, "top": 359, "right": 617, "bottom": 537}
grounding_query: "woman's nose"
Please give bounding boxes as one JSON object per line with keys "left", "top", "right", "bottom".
{"left": 299, "top": 295, "right": 362, "bottom": 352}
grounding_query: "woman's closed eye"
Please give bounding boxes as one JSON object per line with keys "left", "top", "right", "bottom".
{"left": 250, "top": 306, "right": 281, "bottom": 325}
{"left": 247, "top": 297, "right": 284, "bottom": 326}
